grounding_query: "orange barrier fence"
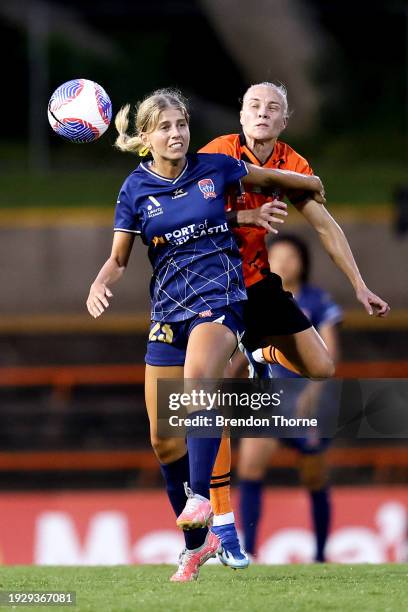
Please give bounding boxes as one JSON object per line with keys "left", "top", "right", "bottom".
{"left": 335, "top": 362, "right": 408, "bottom": 377}
{"left": 0, "top": 447, "right": 406, "bottom": 472}
{"left": 1, "top": 362, "right": 406, "bottom": 478}
{"left": 1, "top": 309, "right": 408, "bottom": 332}
{"left": 0, "top": 361, "right": 407, "bottom": 389}
{"left": 0, "top": 364, "right": 145, "bottom": 387}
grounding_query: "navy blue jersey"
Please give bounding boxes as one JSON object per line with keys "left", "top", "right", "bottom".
{"left": 114, "top": 153, "right": 248, "bottom": 322}
{"left": 271, "top": 284, "right": 342, "bottom": 378}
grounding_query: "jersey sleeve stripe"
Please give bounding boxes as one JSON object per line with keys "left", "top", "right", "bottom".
{"left": 114, "top": 227, "right": 141, "bottom": 234}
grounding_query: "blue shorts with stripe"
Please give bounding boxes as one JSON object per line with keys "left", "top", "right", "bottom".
{"left": 145, "top": 302, "right": 245, "bottom": 367}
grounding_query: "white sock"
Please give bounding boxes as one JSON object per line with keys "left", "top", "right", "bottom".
{"left": 213, "top": 511, "right": 235, "bottom": 526}
{"left": 252, "top": 348, "right": 266, "bottom": 364}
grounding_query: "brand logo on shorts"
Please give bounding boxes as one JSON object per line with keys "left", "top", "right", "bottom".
{"left": 198, "top": 179, "right": 216, "bottom": 199}
{"left": 199, "top": 309, "right": 213, "bottom": 318}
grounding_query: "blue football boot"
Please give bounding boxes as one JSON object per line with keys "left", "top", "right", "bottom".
{"left": 212, "top": 523, "right": 250, "bottom": 569}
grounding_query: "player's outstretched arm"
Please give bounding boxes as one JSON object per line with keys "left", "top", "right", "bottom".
{"left": 243, "top": 163, "right": 326, "bottom": 204}
{"left": 297, "top": 199, "right": 390, "bottom": 318}
{"left": 86, "top": 231, "right": 135, "bottom": 318}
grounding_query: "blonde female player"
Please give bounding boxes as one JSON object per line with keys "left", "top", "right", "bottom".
{"left": 86, "top": 88, "right": 325, "bottom": 581}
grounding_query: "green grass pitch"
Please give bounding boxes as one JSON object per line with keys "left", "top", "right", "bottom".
{"left": 0, "top": 565, "right": 406, "bottom": 612}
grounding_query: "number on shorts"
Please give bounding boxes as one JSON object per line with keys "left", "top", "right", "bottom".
{"left": 149, "top": 322, "right": 174, "bottom": 344}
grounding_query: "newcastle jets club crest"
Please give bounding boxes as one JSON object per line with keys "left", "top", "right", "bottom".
{"left": 198, "top": 178, "right": 217, "bottom": 199}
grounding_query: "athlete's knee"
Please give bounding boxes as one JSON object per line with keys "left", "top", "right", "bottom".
{"left": 299, "top": 454, "right": 328, "bottom": 490}
{"left": 238, "top": 459, "right": 266, "bottom": 481}
{"left": 185, "top": 365, "right": 207, "bottom": 379}
{"left": 150, "top": 435, "right": 186, "bottom": 463}
{"left": 306, "top": 355, "right": 335, "bottom": 380}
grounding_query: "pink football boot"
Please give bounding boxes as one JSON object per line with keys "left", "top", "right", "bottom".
{"left": 170, "top": 531, "right": 221, "bottom": 582}
{"left": 176, "top": 484, "right": 213, "bottom": 530}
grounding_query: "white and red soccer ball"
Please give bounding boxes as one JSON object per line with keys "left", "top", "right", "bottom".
{"left": 47, "top": 78, "right": 112, "bottom": 143}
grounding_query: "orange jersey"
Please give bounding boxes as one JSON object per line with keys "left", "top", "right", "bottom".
{"left": 199, "top": 133, "right": 313, "bottom": 287}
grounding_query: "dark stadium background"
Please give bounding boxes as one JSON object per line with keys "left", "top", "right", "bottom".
{"left": 0, "top": 0, "right": 407, "bottom": 565}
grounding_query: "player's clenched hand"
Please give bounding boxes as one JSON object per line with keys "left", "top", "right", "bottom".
{"left": 307, "top": 176, "right": 326, "bottom": 205}
{"left": 313, "top": 187, "right": 326, "bottom": 205}
{"left": 355, "top": 285, "right": 390, "bottom": 318}
{"left": 86, "top": 282, "right": 113, "bottom": 318}
{"left": 312, "top": 176, "right": 324, "bottom": 196}
{"left": 298, "top": 175, "right": 326, "bottom": 205}
{"left": 248, "top": 200, "right": 288, "bottom": 233}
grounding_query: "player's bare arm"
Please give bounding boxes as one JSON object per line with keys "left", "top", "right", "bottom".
{"left": 86, "top": 231, "right": 135, "bottom": 318}
{"left": 243, "top": 163, "right": 325, "bottom": 203}
{"left": 296, "top": 198, "right": 390, "bottom": 317}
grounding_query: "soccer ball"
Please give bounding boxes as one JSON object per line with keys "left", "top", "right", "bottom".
{"left": 47, "top": 78, "right": 112, "bottom": 143}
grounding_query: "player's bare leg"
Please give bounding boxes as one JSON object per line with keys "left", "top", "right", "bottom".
{"left": 183, "top": 321, "right": 238, "bottom": 379}
{"left": 145, "top": 364, "right": 185, "bottom": 463}
{"left": 238, "top": 438, "right": 278, "bottom": 481}
{"left": 177, "top": 322, "right": 238, "bottom": 531}
{"left": 146, "top": 364, "right": 220, "bottom": 580}
{"left": 253, "top": 327, "right": 335, "bottom": 379}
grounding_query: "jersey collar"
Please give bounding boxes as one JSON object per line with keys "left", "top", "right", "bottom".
{"left": 139, "top": 159, "right": 189, "bottom": 184}
{"left": 239, "top": 132, "right": 285, "bottom": 167}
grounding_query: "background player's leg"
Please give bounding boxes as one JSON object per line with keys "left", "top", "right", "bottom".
{"left": 238, "top": 437, "right": 278, "bottom": 556}
{"left": 298, "top": 452, "right": 331, "bottom": 562}
{"left": 145, "top": 364, "right": 207, "bottom": 550}
{"left": 258, "top": 327, "right": 335, "bottom": 379}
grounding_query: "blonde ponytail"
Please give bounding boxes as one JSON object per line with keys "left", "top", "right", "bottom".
{"left": 114, "top": 88, "right": 189, "bottom": 156}
{"left": 114, "top": 104, "right": 146, "bottom": 155}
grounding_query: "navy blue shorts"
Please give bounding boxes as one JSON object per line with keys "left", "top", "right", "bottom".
{"left": 145, "top": 302, "right": 245, "bottom": 366}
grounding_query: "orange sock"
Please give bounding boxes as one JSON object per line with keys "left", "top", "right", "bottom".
{"left": 262, "top": 345, "right": 303, "bottom": 376}
{"left": 210, "top": 436, "right": 232, "bottom": 515}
